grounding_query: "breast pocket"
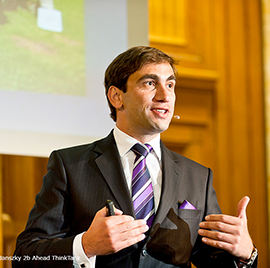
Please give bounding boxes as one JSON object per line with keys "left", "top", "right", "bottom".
{"left": 147, "top": 207, "right": 202, "bottom": 266}
{"left": 176, "top": 208, "right": 202, "bottom": 246}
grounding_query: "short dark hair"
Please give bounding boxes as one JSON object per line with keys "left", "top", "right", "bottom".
{"left": 104, "top": 46, "right": 177, "bottom": 121}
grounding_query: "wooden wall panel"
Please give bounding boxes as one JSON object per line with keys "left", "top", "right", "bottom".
{"left": 149, "top": 0, "right": 216, "bottom": 69}
{"left": 149, "top": 0, "right": 187, "bottom": 46}
{"left": 0, "top": 155, "right": 47, "bottom": 268}
{"left": 262, "top": 0, "right": 270, "bottom": 257}
{"left": 213, "top": 2, "right": 268, "bottom": 262}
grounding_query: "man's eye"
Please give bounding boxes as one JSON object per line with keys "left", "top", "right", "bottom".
{"left": 167, "top": 83, "right": 175, "bottom": 89}
{"left": 145, "top": 81, "right": 155, "bottom": 87}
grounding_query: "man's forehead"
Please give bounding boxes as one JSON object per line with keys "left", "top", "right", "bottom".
{"left": 133, "top": 62, "right": 175, "bottom": 79}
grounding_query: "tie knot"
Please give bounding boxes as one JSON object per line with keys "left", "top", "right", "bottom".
{"left": 131, "top": 143, "right": 152, "bottom": 158}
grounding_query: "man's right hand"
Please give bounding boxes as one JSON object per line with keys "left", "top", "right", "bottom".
{"left": 82, "top": 207, "right": 149, "bottom": 258}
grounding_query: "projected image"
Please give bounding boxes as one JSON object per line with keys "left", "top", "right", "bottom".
{"left": 0, "top": 0, "right": 85, "bottom": 95}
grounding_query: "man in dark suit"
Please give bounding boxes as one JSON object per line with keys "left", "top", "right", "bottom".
{"left": 13, "top": 46, "right": 257, "bottom": 268}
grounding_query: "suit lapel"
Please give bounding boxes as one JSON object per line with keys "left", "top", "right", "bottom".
{"left": 151, "top": 142, "right": 182, "bottom": 228}
{"left": 93, "top": 132, "right": 135, "bottom": 216}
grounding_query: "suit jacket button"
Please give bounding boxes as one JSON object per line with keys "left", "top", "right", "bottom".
{"left": 142, "top": 249, "right": 148, "bottom": 256}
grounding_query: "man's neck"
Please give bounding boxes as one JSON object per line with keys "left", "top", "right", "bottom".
{"left": 115, "top": 124, "right": 160, "bottom": 144}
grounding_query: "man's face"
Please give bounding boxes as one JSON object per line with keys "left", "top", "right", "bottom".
{"left": 116, "top": 62, "right": 176, "bottom": 142}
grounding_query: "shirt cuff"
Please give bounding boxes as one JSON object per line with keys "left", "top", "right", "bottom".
{"left": 73, "top": 232, "right": 96, "bottom": 268}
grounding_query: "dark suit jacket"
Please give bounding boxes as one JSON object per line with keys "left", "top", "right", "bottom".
{"left": 13, "top": 131, "right": 257, "bottom": 268}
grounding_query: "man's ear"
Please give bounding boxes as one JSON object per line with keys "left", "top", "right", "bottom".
{"left": 107, "top": 86, "right": 124, "bottom": 109}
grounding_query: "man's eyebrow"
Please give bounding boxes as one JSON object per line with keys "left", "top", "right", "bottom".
{"left": 137, "top": 74, "right": 176, "bottom": 83}
{"left": 137, "top": 74, "right": 159, "bottom": 82}
{"left": 167, "top": 74, "right": 177, "bottom": 82}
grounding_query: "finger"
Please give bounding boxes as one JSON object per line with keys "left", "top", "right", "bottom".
{"left": 199, "top": 228, "right": 233, "bottom": 243}
{"left": 96, "top": 207, "right": 109, "bottom": 217}
{"left": 199, "top": 221, "right": 235, "bottom": 234}
{"left": 201, "top": 235, "right": 234, "bottom": 253}
{"left": 106, "top": 215, "right": 135, "bottom": 227}
{"left": 115, "top": 221, "right": 149, "bottom": 247}
{"left": 114, "top": 208, "right": 124, "bottom": 216}
{"left": 105, "top": 217, "right": 146, "bottom": 236}
{"left": 205, "top": 214, "right": 239, "bottom": 225}
{"left": 97, "top": 206, "right": 124, "bottom": 218}
{"left": 118, "top": 219, "right": 148, "bottom": 234}
{"left": 237, "top": 196, "right": 250, "bottom": 220}
{"left": 122, "top": 221, "right": 149, "bottom": 239}
{"left": 111, "top": 232, "right": 146, "bottom": 253}
{"left": 119, "top": 232, "right": 146, "bottom": 249}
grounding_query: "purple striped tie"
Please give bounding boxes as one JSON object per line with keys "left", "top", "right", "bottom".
{"left": 131, "top": 143, "right": 155, "bottom": 228}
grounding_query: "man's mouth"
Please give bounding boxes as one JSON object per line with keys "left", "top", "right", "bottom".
{"left": 152, "top": 108, "right": 169, "bottom": 116}
{"left": 155, "top": 109, "right": 167, "bottom": 114}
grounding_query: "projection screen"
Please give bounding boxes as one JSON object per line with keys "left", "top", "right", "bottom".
{"left": 0, "top": 0, "right": 148, "bottom": 157}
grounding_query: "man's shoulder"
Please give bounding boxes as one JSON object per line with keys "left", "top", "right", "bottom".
{"left": 50, "top": 131, "right": 115, "bottom": 161}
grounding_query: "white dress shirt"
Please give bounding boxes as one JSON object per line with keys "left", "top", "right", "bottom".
{"left": 73, "top": 126, "right": 162, "bottom": 268}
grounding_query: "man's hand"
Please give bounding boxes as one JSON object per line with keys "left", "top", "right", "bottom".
{"left": 198, "top": 196, "right": 253, "bottom": 260}
{"left": 82, "top": 207, "right": 149, "bottom": 258}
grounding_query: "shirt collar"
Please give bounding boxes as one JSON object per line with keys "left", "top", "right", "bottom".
{"left": 113, "top": 126, "right": 161, "bottom": 160}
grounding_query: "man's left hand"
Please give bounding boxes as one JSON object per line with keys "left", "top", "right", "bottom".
{"left": 198, "top": 196, "right": 253, "bottom": 260}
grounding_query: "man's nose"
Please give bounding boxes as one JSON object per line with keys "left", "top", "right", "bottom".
{"left": 153, "top": 85, "right": 170, "bottom": 102}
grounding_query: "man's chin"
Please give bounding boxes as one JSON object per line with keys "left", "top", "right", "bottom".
{"left": 150, "top": 122, "right": 170, "bottom": 134}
